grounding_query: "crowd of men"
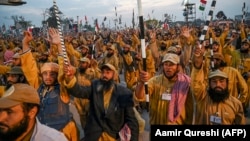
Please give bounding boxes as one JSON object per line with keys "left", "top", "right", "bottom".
{"left": 0, "top": 19, "right": 250, "bottom": 141}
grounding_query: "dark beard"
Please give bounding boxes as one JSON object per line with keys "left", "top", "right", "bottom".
{"left": 213, "top": 63, "right": 220, "bottom": 70}
{"left": 100, "top": 79, "right": 114, "bottom": 91}
{"left": 123, "top": 50, "right": 129, "bottom": 54}
{"left": 39, "top": 58, "right": 48, "bottom": 63}
{"left": 107, "top": 53, "right": 114, "bottom": 58}
{"left": 205, "top": 45, "right": 210, "bottom": 49}
{"left": 6, "top": 75, "right": 25, "bottom": 89}
{"left": 177, "top": 51, "right": 182, "bottom": 56}
{"left": 0, "top": 115, "right": 29, "bottom": 141}
{"left": 208, "top": 86, "right": 229, "bottom": 103}
{"left": 160, "top": 46, "right": 166, "bottom": 51}
{"left": 79, "top": 67, "right": 86, "bottom": 74}
{"left": 81, "top": 52, "right": 88, "bottom": 57}
{"left": 240, "top": 48, "right": 248, "bottom": 53}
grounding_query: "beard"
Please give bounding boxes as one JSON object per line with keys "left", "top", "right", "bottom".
{"left": 213, "top": 63, "right": 220, "bottom": 70}
{"left": 205, "top": 45, "right": 210, "bottom": 49}
{"left": 81, "top": 52, "right": 88, "bottom": 57}
{"left": 0, "top": 115, "right": 29, "bottom": 141}
{"left": 39, "top": 57, "right": 48, "bottom": 63}
{"left": 163, "top": 69, "right": 178, "bottom": 80}
{"left": 123, "top": 50, "right": 129, "bottom": 54}
{"left": 6, "top": 76, "right": 25, "bottom": 89}
{"left": 107, "top": 52, "right": 114, "bottom": 58}
{"left": 160, "top": 46, "right": 166, "bottom": 51}
{"left": 78, "top": 67, "right": 86, "bottom": 74}
{"left": 208, "top": 86, "right": 229, "bottom": 103}
{"left": 100, "top": 78, "right": 114, "bottom": 91}
{"left": 176, "top": 51, "right": 182, "bottom": 56}
{"left": 240, "top": 48, "right": 248, "bottom": 53}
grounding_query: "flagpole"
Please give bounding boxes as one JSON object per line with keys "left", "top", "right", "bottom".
{"left": 199, "top": 0, "right": 216, "bottom": 46}
{"left": 53, "top": 0, "right": 69, "bottom": 66}
{"left": 137, "top": 0, "right": 149, "bottom": 110}
{"left": 92, "top": 19, "right": 99, "bottom": 59}
{"left": 242, "top": 2, "right": 246, "bottom": 24}
{"left": 198, "top": 0, "right": 217, "bottom": 70}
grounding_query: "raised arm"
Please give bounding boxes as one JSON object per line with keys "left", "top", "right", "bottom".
{"left": 21, "top": 31, "right": 40, "bottom": 89}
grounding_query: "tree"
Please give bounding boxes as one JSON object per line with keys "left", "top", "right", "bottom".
{"left": 11, "top": 15, "right": 32, "bottom": 29}
{"left": 45, "top": 6, "right": 63, "bottom": 28}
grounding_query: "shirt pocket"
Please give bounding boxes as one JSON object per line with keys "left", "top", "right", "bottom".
{"left": 44, "top": 94, "right": 59, "bottom": 114}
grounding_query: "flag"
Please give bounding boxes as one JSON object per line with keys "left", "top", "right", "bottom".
{"left": 80, "top": 20, "right": 82, "bottom": 27}
{"left": 94, "top": 19, "right": 99, "bottom": 33}
{"left": 199, "top": 0, "right": 207, "bottom": 11}
{"left": 27, "top": 27, "right": 33, "bottom": 33}
{"left": 2, "top": 24, "right": 6, "bottom": 32}
{"left": 115, "top": 7, "right": 117, "bottom": 17}
{"left": 132, "top": 9, "right": 135, "bottom": 28}
{"left": 119, "top": 15, "right": 122, "bottom": 24}
{"left": 85, "top": 15, "right": 87, "bottom": 22}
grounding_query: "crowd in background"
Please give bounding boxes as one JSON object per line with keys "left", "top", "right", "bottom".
{"left": 0, "top": 19, "right": 250, "bottom": 141}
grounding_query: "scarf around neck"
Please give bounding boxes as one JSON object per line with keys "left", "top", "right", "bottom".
{"left": 168, "top": 73, "right": 190, "bottom": 122}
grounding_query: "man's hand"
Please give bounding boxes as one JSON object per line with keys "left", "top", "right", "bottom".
{"left": 181, "top": 26, "right": 192, "bottom": 38}
{"left": 139, "top": 70, "right": 149, "bottom": 83}
{"left": 48, "top": 28, "right": 61, "bottom": 45}
{"left": 22, "top": 31, "right": 33, "bottom": 45}
{"left": 192, "top": 41, "right": 205, "bottom": 69}
{"left": 63, "top": 64, "right": 76, "bottom": 83}
{"left": 22, "top": 31, "right": 33, "bottom": 51}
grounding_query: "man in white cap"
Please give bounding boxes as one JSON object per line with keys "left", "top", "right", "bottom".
{"left": 0, "top": 83, "right": 68, "bottom": 141}
{"left": 135, "top": 53, "right": 194, "bottom": 125}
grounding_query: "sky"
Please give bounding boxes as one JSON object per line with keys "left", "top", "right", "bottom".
{"left": 0, "top": 0, "right": 249, "bottom": 28}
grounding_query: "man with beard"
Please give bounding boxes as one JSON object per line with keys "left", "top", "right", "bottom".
{"left": 116, "top": 42, "right": 141, "bottom": 90}
{"left": 37, "top": 52, "right": 49, "bottom": 70}
{"left": 5, "top": 66, "right": 27, "bottom": 87}
{"left": 135, "top": 53, "right": 194, "bottom": 125}
{"left": 159, "top": 43, "right": 168, "bottom": 61}
{"left": 79, "top": 45, "right": 91, "bottom": 59}
{"left": 238, "top": 39, "right": 250, "bottom": 74}
{"left": 209, "top": 25, "right": 229, "bottom": 48}
{"left": 207, "top": 53, "right": 248, "bottom": 110}
{"left": 211, "top": 41, "right": 222, "bottom": 54}
{"left": 0, "top": 83, "right": 68, "bottom": 141}
{"left": 237, "top": 39, "right": 250, "bottom": 115}
{"left": 191, "top": 42, "right": 246, "bottom": 124}
{"left": 98, "top": 44, "right": 119, "bottom": 73}
{"left": 74, "top": 57, "right": 101, "bottom": 133}
{"left": 63, "top": 63, "right": 139, "bottom": 141}
{"left": 201, "top": 40, "right": 249, "bottom": 116}
{"left": 98, "top": 44, "right": 120, "bottom": 83}
{"left": 0, "top": 66, "right": 28, "bottom": 97}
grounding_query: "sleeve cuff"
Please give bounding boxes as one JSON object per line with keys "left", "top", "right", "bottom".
{"left": 20, "top": 49, "right": 31, "bottom": 55}
{"left": 63, "top": 77, "right": 77, "bottom": 88}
